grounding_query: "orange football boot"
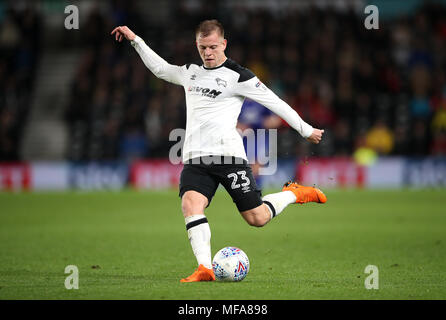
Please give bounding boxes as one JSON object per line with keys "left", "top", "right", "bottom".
{"left": 282, "top": 181, "right": 327, "bottom": 204}
{"left": 180, "top": 264, "right": 216, "bottom": 283}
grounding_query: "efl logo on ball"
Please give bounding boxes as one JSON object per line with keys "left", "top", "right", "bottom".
{"left": 212, "top": 247, "right": 250, "bottom": 282}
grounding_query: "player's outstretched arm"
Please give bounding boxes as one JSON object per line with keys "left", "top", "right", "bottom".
{"left": 237, "top": 77, "right": 324, "bottom": 144}
{"left": 111, "top": 26, "right": 184, "bottom": 86}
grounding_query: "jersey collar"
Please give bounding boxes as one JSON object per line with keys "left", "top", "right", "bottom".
{"left": 202, "top": 58, "right": 229, "bottom": 70}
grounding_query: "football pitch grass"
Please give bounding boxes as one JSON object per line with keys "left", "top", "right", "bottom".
{"left": 0, "top": 188, "right": 445, "bottom": 300}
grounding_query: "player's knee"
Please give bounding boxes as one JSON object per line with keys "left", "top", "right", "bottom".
{"left": 248, "top": 219, "right": 267, "bottom": 228}
{"left": 247, "top": 220, "right": 264, "bottom": 228}
{"left": 242, "top": 205, "right": 270, "bottom": 227}
{"left": 181, "top": 197, "right": 200, "bottom": 216}
{"left": 181, "top": 191, "right": 207, "bottom": 217}
{"left": 244, "top": 213, "right": 269, "bottom": 228}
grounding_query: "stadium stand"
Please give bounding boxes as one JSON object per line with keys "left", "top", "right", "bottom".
{"left": 1, "top": 0, "right": 446, "bottom": 162}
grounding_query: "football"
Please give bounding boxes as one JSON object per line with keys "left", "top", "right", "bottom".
{"left": 212, "top": 247, "right": 250, "bottom": 281}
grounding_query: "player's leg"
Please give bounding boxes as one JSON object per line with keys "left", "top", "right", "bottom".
{"left": 217, "top": 159, "right": 269, "bottom": 227}
{"left": 181, "top": 190, "right": 212, "bottom": 269}
{"left": 178, "top": 163, "right": 218, "bottom": 282}
{"left": 238, "top": 187, "right": 304, "bottom": 227}
{"left": 241, "top": 181, "right": 327, "bottom": 227}
{"left": 217, "top": 159, "right": 299, "bottom": 227}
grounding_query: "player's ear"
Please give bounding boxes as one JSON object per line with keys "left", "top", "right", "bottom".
{"left": 222, "top": 39, "right": 227, "bottom": 50}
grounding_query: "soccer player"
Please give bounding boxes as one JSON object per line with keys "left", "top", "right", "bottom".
{"left": 111, "top": 20, "right": 326, "bottom": 283}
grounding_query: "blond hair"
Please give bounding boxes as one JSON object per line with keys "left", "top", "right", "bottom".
{"left": 195, "top": 19, "right": 224, "bottom": 38}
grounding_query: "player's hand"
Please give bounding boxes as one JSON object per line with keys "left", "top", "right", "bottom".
{"left": 111, "top": 26, "right": 136, "bottom": 42}
{"left": 306, "top": 128, "right": 324, "bottom": 144}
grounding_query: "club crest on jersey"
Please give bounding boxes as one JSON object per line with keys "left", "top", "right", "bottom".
{"left": 188, "top": 86, "right": 222, "bottom": 98}
{"left": 215, "top": 78, "right": 227, "bottom": 87}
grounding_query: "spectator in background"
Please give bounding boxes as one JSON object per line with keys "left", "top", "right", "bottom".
{"left": 409, "top": 64, "right": 432, "bottom": 120}
{"left": 0, "top": 5, "right": 41, "bottom": 161}
{"left": 119, "top": 128, "right": 148, "bottom": 162}
{"left": 431, "top": 104, "right": 446, "bottom": 133}
{"left": 365, "top": 119, "right": 395, "bottom": 155}
{"left": 333, "top": 119, "right": 352, "bottom": 156}
{"left": 334, "top": 70, "right": 355, "bottom": 127}
{"left": 0, "top": 109, "right": 18, "bottom": 160}
{"left": 430, "top": 80, "right": 446, "bottom": 155}
{"left": 431, "top": 131, "right": 446, "bottom": 155}
{"left": 391, "top": 18, "right": 412, "bottom": 67}
{"left": 144, "top": 94, "right": 163, "bottom": 157}
{"left": 410, "top": 119, "right": 430, "bottom": 155}
{"left": 353, "top": 133, "right": 378, "bottom": 167}
{"left": 237, "top": 98, "right": 281, "bottom": 186}
{"left": 0, "top": 15, "right": 20, "bottom": 50}
{"left": 310, "top": 80, "right": 336, "bottom": 129}
{"left": 392, "top": 124, "right": 411, "bottom": 155}
{"left": 101, "top": 117, "right": 120, "bottom": 160}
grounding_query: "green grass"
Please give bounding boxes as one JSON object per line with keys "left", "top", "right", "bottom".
{"left": 0, "top": 188, "right": 445, "bottom": 299}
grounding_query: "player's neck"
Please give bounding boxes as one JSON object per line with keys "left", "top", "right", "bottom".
{"left": 203, "top": 57, "right": 228, "bottom": 70}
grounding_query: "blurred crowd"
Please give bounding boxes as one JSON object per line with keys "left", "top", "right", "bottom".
{"left": 2, "top": 0, "right": 446, "bottom": 162}
{"left": 0, "top": 5, "right": 41, "bottom": 160}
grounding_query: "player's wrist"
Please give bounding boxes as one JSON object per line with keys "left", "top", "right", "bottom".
{"left": 130, "top": 35, "right": 141, "bottom": 46}
{"left": 301, "top": 125, "right": 314, "bottom": 139}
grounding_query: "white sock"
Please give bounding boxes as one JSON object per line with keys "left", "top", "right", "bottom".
{"left": 185, "top": 214, "right": 212, "bottom": 269}
{"left": 262, "top": 191, "right": 297, "bottom": 220}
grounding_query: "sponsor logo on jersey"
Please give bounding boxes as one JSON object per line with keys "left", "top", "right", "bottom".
{"left": 190, "top": 74, "right": 196, "bottom": 80}
{"left": 242, "top": 185, "right": 251, "bottom": 193}
{"left": 187, "top": 86, "right": 222, "bottom": 98}
{"left": 255, "top": 80, "right": 267, "bottom": 91}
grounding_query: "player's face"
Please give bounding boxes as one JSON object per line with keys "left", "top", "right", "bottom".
{"left": 196, "top": 31, "right": 227, "bottom": 68}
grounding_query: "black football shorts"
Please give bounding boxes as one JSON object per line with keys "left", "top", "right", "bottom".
{"left": 179, "top": 156, "right": 263, "bottom": 212}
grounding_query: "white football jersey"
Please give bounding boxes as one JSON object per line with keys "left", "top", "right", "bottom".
{"left": 131, "top": 36, "right": 313, "bottom": 163}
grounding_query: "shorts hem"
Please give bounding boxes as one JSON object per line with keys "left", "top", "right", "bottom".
{"left": 235, "top": 198, "right": 264, "bottom": 212}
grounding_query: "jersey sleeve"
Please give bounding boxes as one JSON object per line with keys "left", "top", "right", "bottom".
{"left": 130, "top": 35, "right": 186, "bottom": 86}
{"left": 236, "top": 76, "right": 314, "bottom": 138}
